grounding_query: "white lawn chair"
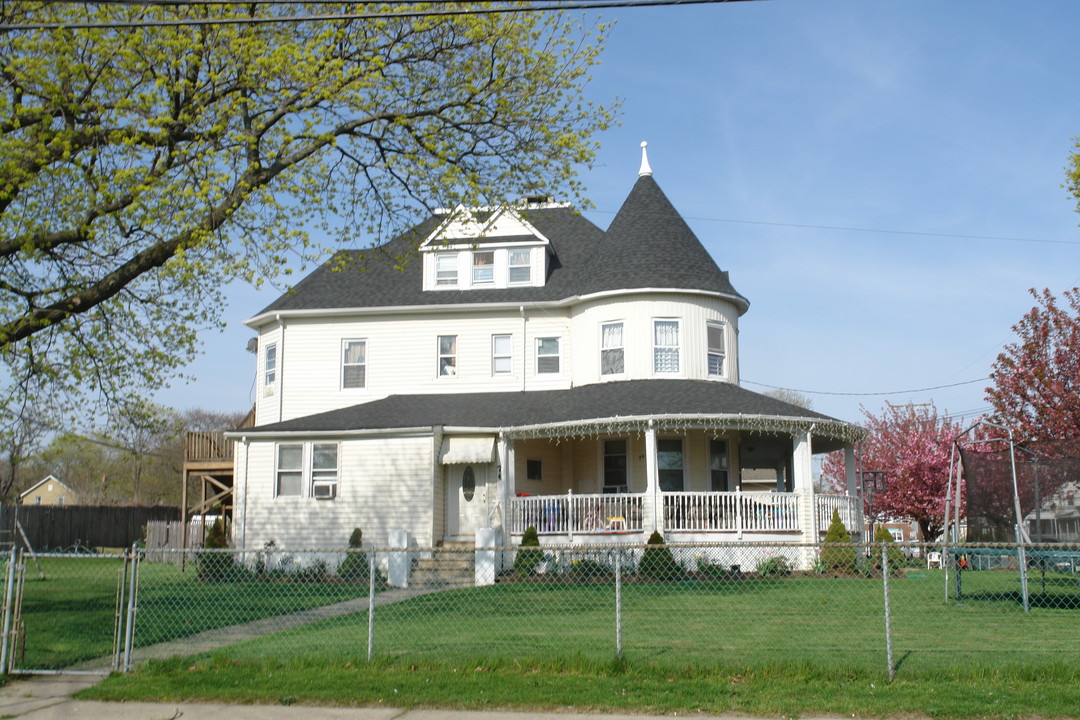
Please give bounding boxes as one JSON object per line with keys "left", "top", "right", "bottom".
{"left": 926, "top": 551, "right": 943, "bottom": 569}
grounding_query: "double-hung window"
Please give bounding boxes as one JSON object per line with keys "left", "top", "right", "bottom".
{"left": 508, "top": 249, "right": 531, "bottom": 284}
{"left": 600, "top": 322, "right": 624, "bottom": 376}
{"left": 276, "top": 444, "right": 304, "bottom": 497}
{"left": 707, "top": 321, "right": 725, "bottom": 378}
{"left": 603, "top": 439, "right": 628, "bottom": 493}
{"left": 436, "top": 253, "right": 458, "bottom": 286}
{"left": 276, "top": 442, "right": 339, "bottom": 498}
{"left": 342, "top": 339, "right": 366, "bottom": 389}
{"left": 492, "top": 334, "right": 512, "bottom": 375}
{"left": 438, "top": 335, "right": 458, "bottom": 376}
{"left": 536, "top": 337, "right": 560, "bottom": 375}
{"left": 473, "top": 251, "right": 495, "bottom": 284}
{"left": 653, "top": 319, "right": 680, "bottom": 374}
{"left": 657, "top": 438, "right": 685, "bottom": 491}
{"left": 311, "top": 443, "right": 340, "bottom": 498}
{"left": 264, "top": 342, "right": 278, "bottom": 390}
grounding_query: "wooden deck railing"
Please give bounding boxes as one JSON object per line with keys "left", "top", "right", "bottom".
{"left": 815, "top": 494, "right": 861, "bottom": 536}
{"left": 184, "top": 431, "right": 233, "bottom": 462}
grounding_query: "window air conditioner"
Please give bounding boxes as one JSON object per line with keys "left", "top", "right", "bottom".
{"left": 312, "top": 482, "right": 337, "bottom": 499}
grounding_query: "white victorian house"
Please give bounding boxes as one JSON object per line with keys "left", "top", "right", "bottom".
{"left": 228, "top": 146, "right": 864, "bottom": 562}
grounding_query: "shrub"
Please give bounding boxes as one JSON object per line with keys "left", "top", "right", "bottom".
{"left": 568, "top": 558, "right": 611, "bottom": 579}
{"left": 871, "top": 525, "right": 905, "bottom": 572}
{"left": 756, "top": 554, "right": 791, "bottom": 577}
{"left": 339, "top": 528, "right": 370, "bottom": 581}
{"left": 639, "top": 531, "right": 682, "bottom": 581}
{"left": 196, "top": 517, "right": 235, "bottom": 581}
{"left": 820, "top": 508, "right": 858, "bottom": 572}
{"left": 514, "top": 525, "right": 543, "bottom": 577}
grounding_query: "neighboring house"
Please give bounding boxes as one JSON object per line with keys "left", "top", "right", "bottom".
{"left": 229, "top": 145, "right": 865, "bottom": 563}
{"left": 19, "top": 475, "right": 78, "bottom": 506}
{"left": 1024, "top": 480, "right": 1080, "bottom": 543}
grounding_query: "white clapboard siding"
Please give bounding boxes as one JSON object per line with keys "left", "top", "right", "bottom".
{"left": 569, "top": 293, "right": 741, "bottom": 385}
{"left": 236, "top": 435, "right": 435, "bottom": 550}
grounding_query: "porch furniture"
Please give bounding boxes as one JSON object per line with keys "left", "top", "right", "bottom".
{"left": 926, "top": 551, "right": 943, "bottom": 569}
{"left": 606, "top": 516, "right": 626, "bottom": 531}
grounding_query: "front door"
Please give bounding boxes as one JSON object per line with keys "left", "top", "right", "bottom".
{"left": 446, "top": 464, "right": 489, "bottom": 538}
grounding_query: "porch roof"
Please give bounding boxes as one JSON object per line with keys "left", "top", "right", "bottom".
{"left": 237, "top": 379, "right": 864, "bottom": 449}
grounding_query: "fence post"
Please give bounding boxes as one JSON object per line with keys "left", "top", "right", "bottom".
{"left": 881, "top": 541, "right": 894, "bottom": 682}
{"left": 367, "top": 550, "right": 376, "bottom": 661}
{"left": 0, "top": 546, "right": 16, "bottom": 675}
{"left": 614, "top": 549, "right": 623, "bottom": 660}
{"left": 123, "top": 543, "right": 140, "bottom": 672}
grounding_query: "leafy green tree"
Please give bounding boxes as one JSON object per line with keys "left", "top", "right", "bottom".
{"left": 0, "top": 3, "right": 613, "bottom": 423}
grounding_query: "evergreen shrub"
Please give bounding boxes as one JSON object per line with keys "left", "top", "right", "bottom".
{"left": 639, "top": 531, "right": 682, "bottom": 581}
{"left": 514, "top": 525, "right": 543, "bottom": 576}
{"left": 820, "top": 509, "right": 858, "bottom": 572}
{"left": 339, "top": 527, "right": 370, "bottom": 581}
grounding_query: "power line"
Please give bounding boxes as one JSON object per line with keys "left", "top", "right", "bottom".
{"left": 1, "top": 0, "right": 767, "bottom": 30}
{"left": 586, "top": 209, "right": 1080, "bottom": 246}
{"left": 743, "top": 376, "right": 989, "bottom": 398}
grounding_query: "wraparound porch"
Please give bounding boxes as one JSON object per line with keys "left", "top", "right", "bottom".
{"left": 508, "top": 490, "right": 861, "bottom": 540}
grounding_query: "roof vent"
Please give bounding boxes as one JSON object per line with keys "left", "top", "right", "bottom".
{"left": 521, "top": 194, "right": 554, "bottom": 206}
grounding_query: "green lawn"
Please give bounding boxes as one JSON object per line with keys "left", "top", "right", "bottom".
{"left": 13, "top": 555, "right": 370, "bottom": 670}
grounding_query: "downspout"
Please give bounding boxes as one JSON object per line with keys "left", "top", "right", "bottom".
{"left": 519, "top": 306, "right": 527, "bottom": 392}
{"left": 239, "top": 436, "right": 250, "bottom": 551}
{"left": 276, "top": 314, "right": 285, "bottom": 422}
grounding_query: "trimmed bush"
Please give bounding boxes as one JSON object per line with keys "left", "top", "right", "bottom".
{"left": 639, "top": 531, "right": 682, "bottom": 581}
{"left": 514, "top": 525, "right": 543, "bottom": 576}
{"left": 339, "top": 527, "right": 370, "bottom": 582}
{"left": 820, "top": 509, "right": 858, "bottom": 572}
{"left": 872, "top": 525, "right": 905, "bottom": 572}
{"left": 756, "top": 554, "right": 792, "bottom": 577}
{"left": 196, "top": 517, "right": 236, "bottom": 581}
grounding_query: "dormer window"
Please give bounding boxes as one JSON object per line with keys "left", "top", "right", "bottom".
{"left": 508, "top": 249, "right": 531, "bottom": 284}
{"left": 436, "top": 253, "right": 458, "bottom": 286}
{"left": 473, "top": 251, "right": 495, "bottom": 284}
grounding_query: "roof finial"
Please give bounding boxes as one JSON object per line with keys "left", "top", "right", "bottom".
{"left": 638, "top": 140, "right": 653, "bottom": 177}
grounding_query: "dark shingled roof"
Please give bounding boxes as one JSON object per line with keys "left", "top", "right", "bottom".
{"left": 240, "top": 380, "right": 854, "bottom": 450}
{"left": 255, "top": 176, "right": 747, "bottom": 318}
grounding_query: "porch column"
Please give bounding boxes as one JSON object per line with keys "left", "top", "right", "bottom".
{"left": 644, "top": 421, "right": 659, "bottom": 535}
{"left": 793, "top": 429, "right": 817, "bottom": 567}
{"left": 505, "top": 437, "right": 516, "bottom": 535}
{"left": 497, "top": 433, "right": 511, "bottom": 535}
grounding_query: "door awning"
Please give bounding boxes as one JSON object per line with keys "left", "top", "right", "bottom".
{"left": 439, "top": 436, "right": 496, "bottom": 465}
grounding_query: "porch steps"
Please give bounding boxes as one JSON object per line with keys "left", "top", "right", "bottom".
{"left": 410, "top": 540, "right": 474, "bottom": 588}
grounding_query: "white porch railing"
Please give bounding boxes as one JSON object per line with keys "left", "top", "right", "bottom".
{"left": 662, "top": 491, "right": 801, "bottom": 533}
{"left": 510, "top": 492, "right": 644, "bottom": 535}
{"left": 815, "top": 494, "right": 861, "bottom": 536}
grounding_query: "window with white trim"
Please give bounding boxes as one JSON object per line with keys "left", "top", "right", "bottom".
{"left": 653, "top": 319, "right": 680, "bottom": 374}
{"left": 436, "top": 252, "right": 458, "bottom": 286}
{"left": 536, "top": 337, "right": 560, "bottom": 374}
{"left": 657, "top": 438, "right": 685, "bottom": 491}
{"left": 473, "top": 250, "right": 495, "bottom": 284}
{"left": 508, "top": 249, "right": 531, "bottom": 284}
{"left": 264, "top": 342, "right": 278, "bottom": 388}
{"left": 492, "top": 334, "right": 512, "bottom": 375}
{"left": 707, "top": 321, "right": 725, "bottom": 378}
{"left": 603, "top": 439, "right": 628, "bottom": 493}
{"left": 276, "top": 442, "right": 339, "bottom": 498}
{"left": 311, "top": 443, "right": 340, "bottom": 499}
{"left": 342, "top": 339, "right": 366, "bottom": 389}
{"left": 600, "top": 322, "right": 624, "bottom": 376}
{"left": 276, "top": 443, "right": 303, "bottom": 497}
{"left": 438, "top": 335, "right": 457, "bottom": 376}
{"left": 526, "top": 459, "right": 543, "bottom": 481}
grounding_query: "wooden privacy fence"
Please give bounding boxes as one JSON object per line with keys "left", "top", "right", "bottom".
{"left": 1, "top": 505, "right": 178, "bottom": 551}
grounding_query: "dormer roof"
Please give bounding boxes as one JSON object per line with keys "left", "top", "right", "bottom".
{"left": 250, "top": 159, "right": 748, "bottom": 323}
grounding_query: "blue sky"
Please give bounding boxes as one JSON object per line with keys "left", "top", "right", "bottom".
{"left": 157, "top": 0, "right": 1080, "bottom": 426}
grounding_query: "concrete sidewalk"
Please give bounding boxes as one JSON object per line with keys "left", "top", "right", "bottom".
{"left": 0, "top": 673, "right": 808, "bottom": 720}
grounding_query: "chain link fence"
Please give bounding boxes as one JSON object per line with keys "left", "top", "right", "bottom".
{"left": 3, "top": 541, "right": 1077, "bottom": 678}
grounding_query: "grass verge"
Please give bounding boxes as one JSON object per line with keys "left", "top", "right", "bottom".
{"left": 79, "top": 655, "right": 1080, "bottom": 719}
